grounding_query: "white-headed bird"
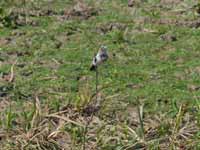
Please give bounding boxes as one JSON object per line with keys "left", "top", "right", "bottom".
{"left": 90, "top": 46, "right": 108, "bottom": 71}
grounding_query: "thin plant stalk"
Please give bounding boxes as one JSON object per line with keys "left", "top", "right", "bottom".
{"left": 83, "top": 125, "right": 87, "bottom": 150}
{"left": 137, "top": 104, "right": 144, "bottom": 140}
{"left": 23, "top": 0, "right": 27, "bottom": 25}
{"left": 95, "top": 67, "right": 98, "bottom": 102}
{"left": 83, "top": 67, "right": 99, "bottom": 150}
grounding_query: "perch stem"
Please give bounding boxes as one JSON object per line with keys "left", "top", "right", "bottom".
{"left": 137, "top": 105, "right": 144, "bottom": 140}
{"left": 83, "top": 67, "right": 99, "bottom": 150}
{"left": 96, "top": 67, "right": 98, "bottom": 102}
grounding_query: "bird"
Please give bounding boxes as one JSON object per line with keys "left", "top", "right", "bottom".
{"left": 90, "top": 46, "right": 108, "bottom": 71}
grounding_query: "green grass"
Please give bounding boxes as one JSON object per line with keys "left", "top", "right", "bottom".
{"left": 0, "top": 0, "right": 200, "bottom": 149}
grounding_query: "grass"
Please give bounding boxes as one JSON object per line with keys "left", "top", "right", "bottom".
{"left": 0, "top": 0, "right": 200, "bottom": 149}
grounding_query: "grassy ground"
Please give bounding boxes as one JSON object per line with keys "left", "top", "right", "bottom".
{"left": 0, "top": 0, "right": 200, "bottom": 149}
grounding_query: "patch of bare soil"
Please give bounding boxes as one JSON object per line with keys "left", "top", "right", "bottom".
{"left": 9, "top": 7, "right": 61, "bottom": 18}
{"left": 60, "top": 2, "right": 99, "bottom": 21}
{"left": 194, "top": 4, "right": 200, "bottom": 14}
{"left": 154, "top": 18, "right": 200, "bottom": 28}
{"left": 5, "top": 50, "right": 32, "bottom": 58}
{"left": 128, "top": 0, "right": 135, "bottom": 7}
{"left": 160, "top": 33, "right": 177, "bottom": 42}
{"left": 187, "top": 84, "right": 200, "bottom": 91}
{"left": 0, "top": 37, "right": 12, "bottom": 45}
{"left": 96, "top": 22, "right": 127, "bottom": 34}
{"left": 0, "top": 9, "right": 39, "bottom": 28}
{"left": 128, "top": 0, "right": 139, "bottom": 7}
{"left": 160, "top": 0, "right": 183, "bottom": 5}
{"left": 0, "top": 97, "right": 10, "bottom": 111}
{"left": 30, "top": 9, "right": 59, "bottom": 17}
{"left": 194, "top": 66, "right": 200, "bottom": 74}
{"left": 126, "top": 83, "right": 143, "bottom": 89}
{"left": 136, "top": 16, "right": 200, "bottom": 28}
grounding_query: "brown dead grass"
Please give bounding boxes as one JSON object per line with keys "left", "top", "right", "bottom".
{"left": 0, "top": 99, "right": 199, "bottom": 150}
{"left": 136, "top": 17, "right": 200, "bottom": 28}
{"left": 60, "top": 1, "right": 99, "bottom": 21}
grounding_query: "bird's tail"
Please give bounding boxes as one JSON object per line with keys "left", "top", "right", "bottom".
{"left": 90, "top": 65, "right": 97, "bottom": 71}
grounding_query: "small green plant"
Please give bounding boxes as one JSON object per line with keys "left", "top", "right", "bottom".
{"left": 5, "top": 104, "right": 15, "bottom": 130}
{"left": 21, "top": 107, "right": 35, "bottom": 131}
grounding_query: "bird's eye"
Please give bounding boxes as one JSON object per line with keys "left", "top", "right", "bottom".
{"left": 101, "top": 54, "right": 107, "bottom": 58}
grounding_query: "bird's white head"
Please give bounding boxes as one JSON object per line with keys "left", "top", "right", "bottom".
{"left": 100, "top": 45, "right": 107, "bottom": 51}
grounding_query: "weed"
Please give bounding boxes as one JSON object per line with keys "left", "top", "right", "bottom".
{"left": 0, "top": 0, "right": 199, "bottom": 149}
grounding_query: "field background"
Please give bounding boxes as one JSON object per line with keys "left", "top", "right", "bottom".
{"left": 0, "top": 0, "right": 200, "bottom": 149}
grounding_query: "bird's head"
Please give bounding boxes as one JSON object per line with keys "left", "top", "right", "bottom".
{"left": 100, "top": 45, "right": 107, "bottom": 51}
